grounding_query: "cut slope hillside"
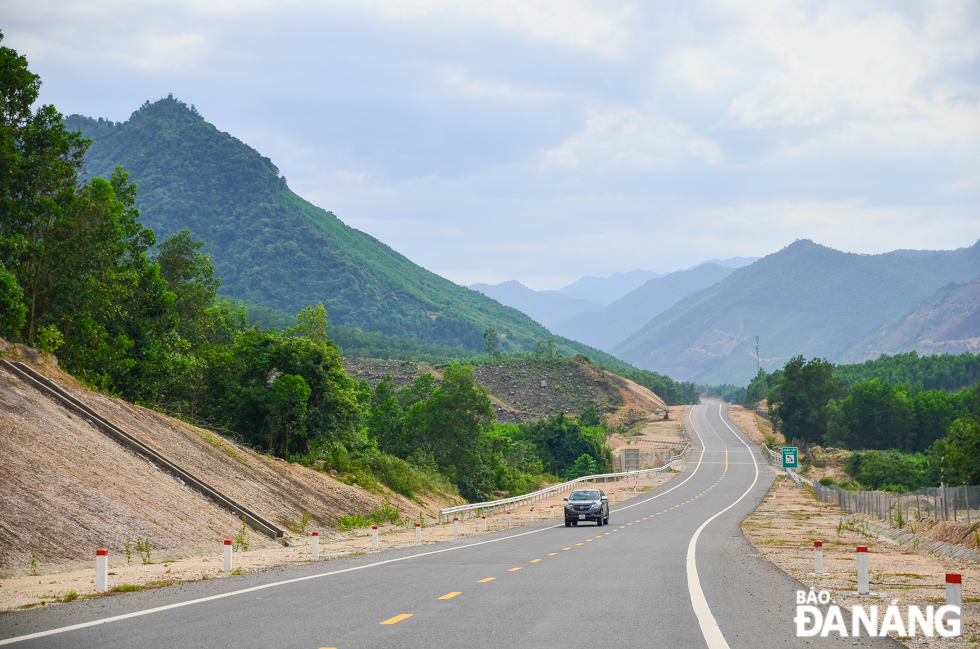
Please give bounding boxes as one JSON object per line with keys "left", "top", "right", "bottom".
{"left": 64, "top": 99, "right": 570, "bottom": 354}
{"left": 551, "top": 264, "right": 735, "bottom": 351}
{"left": 0, "top": 341, "right": 457, "bottom": 572}
{"left": 843, "top": 279, "right": 980, "bottom": 362}
{"left": 614, "top": 240, "right": 980, "bottom": 385}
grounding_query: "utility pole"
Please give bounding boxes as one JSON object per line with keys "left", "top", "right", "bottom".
{"left": 756, "top": 336, "right": 760, "bottom": 374}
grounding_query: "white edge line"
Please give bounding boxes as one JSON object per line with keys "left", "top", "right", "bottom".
{"left": 686, "top": 402, "right": 761, "bottom": 649}
{"left": 0, "top": 432, "right": 707, "bottom": 647}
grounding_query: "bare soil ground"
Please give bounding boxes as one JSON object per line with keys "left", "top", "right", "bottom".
{"left": 727, "top": 403, "right": 784, "bottom": 446}
{"left": 0, "top": 470, "right": 677, "bottom": 613}
{"left": 742, "top": 477, "right": 979, "bottom": 647}
{"left": 0, "top": 341, "right": 460, "bottom": 577}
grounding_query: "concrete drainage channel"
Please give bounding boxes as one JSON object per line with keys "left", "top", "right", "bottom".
{"left": 1, "top": 359, "right": 284, "bottom": 540}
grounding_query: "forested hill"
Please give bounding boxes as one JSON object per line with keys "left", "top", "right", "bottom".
{"left": 65, "top": 98, "right": 573, "bottom": 354}
{"left": 614, "top": 240, "right": 980, "bottom": 385}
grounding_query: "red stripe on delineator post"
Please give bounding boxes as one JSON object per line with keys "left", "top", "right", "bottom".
{"left": 856, "top": 546, "right": 869, "bottom": 595}
{"left": 96, "top": 549, "right": 108, "bottom": 592}
{"left": 814, "top": 540, "right": 823, "bottom": 575}
{"left": 946, "top": 572, "right": 962, "bottom": 635}
{"left": 311, "top": 532, "right": 319, "bottom": 560}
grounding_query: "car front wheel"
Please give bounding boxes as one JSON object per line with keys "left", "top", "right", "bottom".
{"left": 565, "top": 518, "right": 571, "bottom": 527}
{"left": 596, "top": 516, "right": 603, "bottom": 527}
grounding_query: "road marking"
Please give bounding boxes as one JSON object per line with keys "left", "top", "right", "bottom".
{"left": 685, "top": 402, "right": 759, "bottom": 649}
{"left": 380, "top": 614, "right": 413, "bottom": 625}
{"left": 478, "top": 578, "right": 495, "bottom": 582}
{"left": 530, "top": 559, "right": 541, "bottom": 563}
{"left": 575, "top": 543, "right": 583, "bottom": 546}
{"left": 547, "top": 553, "right": 557, "bottom": 556}
{"left": 562, "top": 547, "right": 571, "bottom": 549}
{"left": 508, "top": 567, "right": 522, "bottom": 571}
{"left": 585, "top": 539, "right": 592, "bottom": 542}
{"left": 438, "top": 592, "right": 461, "bottom": 600}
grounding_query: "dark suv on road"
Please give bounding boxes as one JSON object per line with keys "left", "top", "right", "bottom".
{"left": 564, "top": 489, "right": 609, "bottom": 526}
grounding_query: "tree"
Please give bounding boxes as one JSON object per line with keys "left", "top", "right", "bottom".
{"left": 569, "top": 453, "right": 598, "bottom": 479}
{"left": 932, "top": 418, "right": 980, "bottom": 486}
{"left": 579, "top": 404, "right": 601, "bottom": 427}
{"left": 0, "top": 259, "right": 24, "bottom": 336}
{"left": 768, "top": 356, "right": 843, "bottom": 445}
{"left": 294, "top": 302, "right": 328, "bottom": 344}
{"left": 154, "top": 229, "right": 220, "bottom": 344}
{"left": 270, "top": 374, "right": 311, "bottom": 457}
{"left": 366, "top": 375, "right": 405, "bottom": 455}
{"left": 482, "top": 326, "right": 500, "bottom": 357}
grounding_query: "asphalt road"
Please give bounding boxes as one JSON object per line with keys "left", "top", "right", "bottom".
{"left": 0, "top": 402, "right": 904, "bottom": 648}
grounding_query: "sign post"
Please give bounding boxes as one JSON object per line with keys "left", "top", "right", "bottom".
{"left": 782, "top": 447, "right": 798, "bottom": 470}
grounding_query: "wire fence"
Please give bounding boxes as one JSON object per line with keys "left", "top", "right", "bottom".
{"left": 765, "top": 445, "right": 979, "bottom": 526}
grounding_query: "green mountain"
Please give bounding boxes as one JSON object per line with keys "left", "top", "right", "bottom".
{"left": 65, "top": 97, "right": 602, "bottom": 356}
{"left": 613, "top": 240, "right": 980, "bottom": 385}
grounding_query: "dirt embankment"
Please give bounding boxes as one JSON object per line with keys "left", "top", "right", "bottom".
{"left": 742, "top": 478, "right": 978, "bottom": 648}
{"left": 343, "top": 356, "right": 627, "bottom": 424}
{"left": 0, "top": 342, "right": 459, "bottom": 576}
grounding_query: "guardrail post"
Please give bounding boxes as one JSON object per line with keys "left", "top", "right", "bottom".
{"left": 438, "top": 512, "right": 443, "bottom": 524}
{"left": 224, "top": 539, "right": 233, "bottom": 572}
{"left": 814, "top": 541, "right": 822, "bottom": 575}
{"left": 946, "top": 572, "right": 962, "bottom": 635}
{"left": 311, "top": 532, "right": 319, "bottom": 560}
{"left": 856, "top": 546, "right": 869, "bottom": 595}
{"left": 416, "top": 523, "right": 422, "bottom": 542}
{"left": 96, "top": 549, "right": 108, "bottom": 592}
{"left": 454, "top": 517, "right": 459, "bottom": 536}
{"left": 372, "top": 525, "right": 379, "bottom": 549}
{"left": 506, "top": 511, "right": 511, "bottom": 527}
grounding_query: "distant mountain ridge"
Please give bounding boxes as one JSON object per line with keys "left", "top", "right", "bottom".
{"left": 64, "top": 98, "right": 606, "bottom": 357}
{"left": 469, "top": 281, "right": 601, "bottom": 327}
{"left": 558, "top": 270, "right": 664, "bottom": 305}
{"left": 613, "top": 240, "right": 980, "bottom": 385}
{"left": 551, "top": 264, "right": 736, "bottom": 352}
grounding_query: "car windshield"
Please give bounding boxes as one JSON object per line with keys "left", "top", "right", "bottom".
{"left": 569, "top": 490, "right": 600, "bottom": 501}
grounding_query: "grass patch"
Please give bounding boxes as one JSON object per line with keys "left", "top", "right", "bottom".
{"left": 112, "top": 584, "right": 143, "bottom": 592}
{"left": 60, "top": 589, "right": 78, "bottom": 602}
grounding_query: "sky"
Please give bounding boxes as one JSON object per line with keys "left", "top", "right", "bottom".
{"left": 4, "top": 0, "right": 979, "bottom": 290}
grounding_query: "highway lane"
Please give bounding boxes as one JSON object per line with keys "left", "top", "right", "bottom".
{"left": 0, "top": 403, "right": 903, "bottom": 648}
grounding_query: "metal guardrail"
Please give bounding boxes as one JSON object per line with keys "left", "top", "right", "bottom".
{"left": 437, "top": 443, "right": 690, "bottom": 523}
{"left": 1, "top": 359, "right": 285, "bottom": 539}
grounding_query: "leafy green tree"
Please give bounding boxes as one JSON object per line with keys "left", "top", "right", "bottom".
{"left": 482, "top": 326, "right": 500, "bottom": 357}
{"left": 768, "top": 356, "right": 843, "bottom": 445}
{"left": 579, "top": 404, "right": 601, "bottom": 427}
{"left": 293, "top": 302, "right": 329, "bottom": 344}
{"left": 366, "top": 375, "right": 406, "bottom": 455}
{"left": 403, "top": 364, "right": 495, "bottom": 499}
{"left": 932, "top": 417, "right": 980, "bottom": 486}
{"left": 154, "top": 229, "right": 220, "bottom": 344}
{"left": 569, "top": 453, "right": 598, "bottom": 479}
{"left": 270, "top": 373, "right": 311, "bottom": 457}
{"left": 0, "top": 259, "right": 25, "bottom": 336}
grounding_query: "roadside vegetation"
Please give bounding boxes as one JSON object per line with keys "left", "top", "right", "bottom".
{"left": 711, "top": 352, "right": 980, "bottom": 492}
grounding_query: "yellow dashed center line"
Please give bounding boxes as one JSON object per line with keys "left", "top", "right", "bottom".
{"left": 380, "top": 614, "right": 413, "bottom": 625}
{"left": 548, "top": 552, "right": 557, "bottom": 556}
{"left": 438, "top": 592, "right": 461, "bottom": 600}
{"left": 478, "top": 578, "right": 495, "bottom": 583}
{"left": 508, "top": 567, "right": 522, "bottom": 571}
{"left": 530, "top": 559, "right": 541, "bottom": 563}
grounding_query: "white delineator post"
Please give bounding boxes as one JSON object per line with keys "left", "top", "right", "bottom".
{"left": 856, "top": 546, "right": 869, "bottom": 595}
{"left": 506, "top": 511, "right": 511, "bottom": 527}
{"left": 763, "top": 500, "right": 768, "bottom": 511}
{"left": 223, "top": 539, "right": 233, "bottom": 572}
{"left": 453, "top": 517, "right": 459, "bottom": 536}
{"left": 311, "top": 532, "right": 319, "bottom": 560}
{"left": 530, "top": 508, "right": 534, "bottom": 522}
{"left": 371, "top": 525, "right": 379, "bottom": 549}
{"left": 415, "top": 523, "right": 421, "bottom": 543}
{"left": 95, "top": 549, "right": 108, "bottom": 593}
{"left": 549, "top": 505, "right": 554, "bottom": 519}
{"left": 946, "top": 572, "right": 962, "bottom": 635}
{"left": 481, "top": 516, "right": 487, "bottom": 531}
{"left": 814, "top": 540, "right": 823, "bottom": 575}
